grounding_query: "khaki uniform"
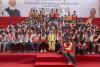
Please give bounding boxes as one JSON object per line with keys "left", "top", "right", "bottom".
{"left": 48, "top": 33, "right": 56, "bottom": 51}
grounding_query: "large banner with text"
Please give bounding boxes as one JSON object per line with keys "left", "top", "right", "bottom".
{"left": 0, "top": 0, "right": 99, "bottom": 17}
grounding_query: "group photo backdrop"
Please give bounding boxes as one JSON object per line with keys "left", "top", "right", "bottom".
{"left": 0, "top": 0, "right": 99, "bottom": 17}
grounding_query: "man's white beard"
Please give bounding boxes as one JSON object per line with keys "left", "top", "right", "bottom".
{"left": 9, "top": 6, "right": 16, "bottom": 10}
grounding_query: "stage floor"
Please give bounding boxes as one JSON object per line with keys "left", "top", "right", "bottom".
{"left": 76, "top": 54, "right": 100, "bottom": 67}
{"left": 0, "top": 52, "right": 99, "bottom": 67}
{"left": 0, "top": 52, "right": 74, "bottom": 67}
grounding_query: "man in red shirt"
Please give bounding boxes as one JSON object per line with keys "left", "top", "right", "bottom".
{"left": 62, "top": 41, "right": 75, "bottom": 65}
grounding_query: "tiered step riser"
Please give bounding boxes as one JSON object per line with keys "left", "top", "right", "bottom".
{"left": 36, "top": 57, "right": 68, "bottom": 62}
{"left": 35, "top": 53, "right": 74, "bottom": 67}
{"left": 0, "top": 55, "right": 36, "bottom": 63}
{"left": 76, "top": 55, "right": 100, "bottom": 62}
{"left": 35, "top": 65, "right": 74, "bottom": 67}
{"left": 0, "top": 53, "right": 74, "bottom": 67}
{"left": 77, "top": 59, "right": 100, "bottom": 62}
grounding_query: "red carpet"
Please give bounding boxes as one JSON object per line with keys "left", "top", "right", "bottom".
{"left": 0, "top": 52, "right": 74, "bottom": 67}
{"left": 76, "top": 62, "right": 100, "bottom": 67}
{"left": 76, "top": 54, "right": 100, "bottom": 67}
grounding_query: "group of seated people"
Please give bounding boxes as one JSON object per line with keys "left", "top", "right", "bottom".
{"left": 0, "top": 9, "right": 99, "bottom": 56}
{"left": 0, "top": 8, "right": 100, "bottom": 65}
{"left": 29, "top": 8, "right": 77, "bottom": 23}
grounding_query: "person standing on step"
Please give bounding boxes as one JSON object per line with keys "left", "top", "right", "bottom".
{"left": 48, "top": 30, "right": 57, "bottom": 52}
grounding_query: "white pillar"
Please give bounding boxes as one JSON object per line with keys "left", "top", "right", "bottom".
{"left": 0, "top": 0, "right": 2, "bottom": 16}
{"left": 99, "top": 0, "right": 100, "bottom": 17}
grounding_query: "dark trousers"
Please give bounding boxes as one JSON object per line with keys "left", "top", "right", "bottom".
{"left": 75, "top": 46, "right": 78, "bottom": 54}
{"left": 39, "top": 42, "right": 48, "bottom": 51}
{"left": 0, "top": 44, "right": 3, "bottom": 52}
{"left": 89, "top": 41, "right": 94, "bottom": 53}
{"left": 75, "top": 46, "right": 84, "bottom": 55}
{"left": 19, "top": 43, "right": 25, "bottom": 52}
{"left": 34, "top": 42, "right": 39, "bottom": 52}
{"left": 55, "top": 43, "right": 61, "bottom": 52}
{"left": 9, "top": 42, "right": 15, "bottom": 52}
{"left": 25, "top": 42, "right": 34, "bottom": 51}
{"left": 94, "top": 45, "right": 99, "bottom": 53}
{"left": 15, "top": 43, "right": 23, "bottom": 52}
{"left": 64, "top": 53, "right": 75, "bottom": 64}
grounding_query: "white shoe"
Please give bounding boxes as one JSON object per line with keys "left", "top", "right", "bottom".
{"left": 88, "top": 52, "right": 90, "bottom": 54}
{"left": 40, "top": 50, "right": 43, "bottom": 52}
{"left": 68, "top": 62, "right": 73, "bottom": 65}
{"left": 44, "top": 49, "right": 47, "bottom": 52}
{"left": 92, "top": 52, "right": 95, "bottom": 54}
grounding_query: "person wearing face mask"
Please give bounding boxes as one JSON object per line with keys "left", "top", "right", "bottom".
{"left": 3, "top": 0, "right": 20, "bottom": 17}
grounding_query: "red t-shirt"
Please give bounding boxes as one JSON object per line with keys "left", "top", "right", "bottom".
{"left": 65, "top": 43, "right": 74, "bottom": 54}
{"left": 33, "top": 36, "right": 39, "bottom": 43}
{"left": 41, "top": 36, "right": 46, "bottom": 43}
